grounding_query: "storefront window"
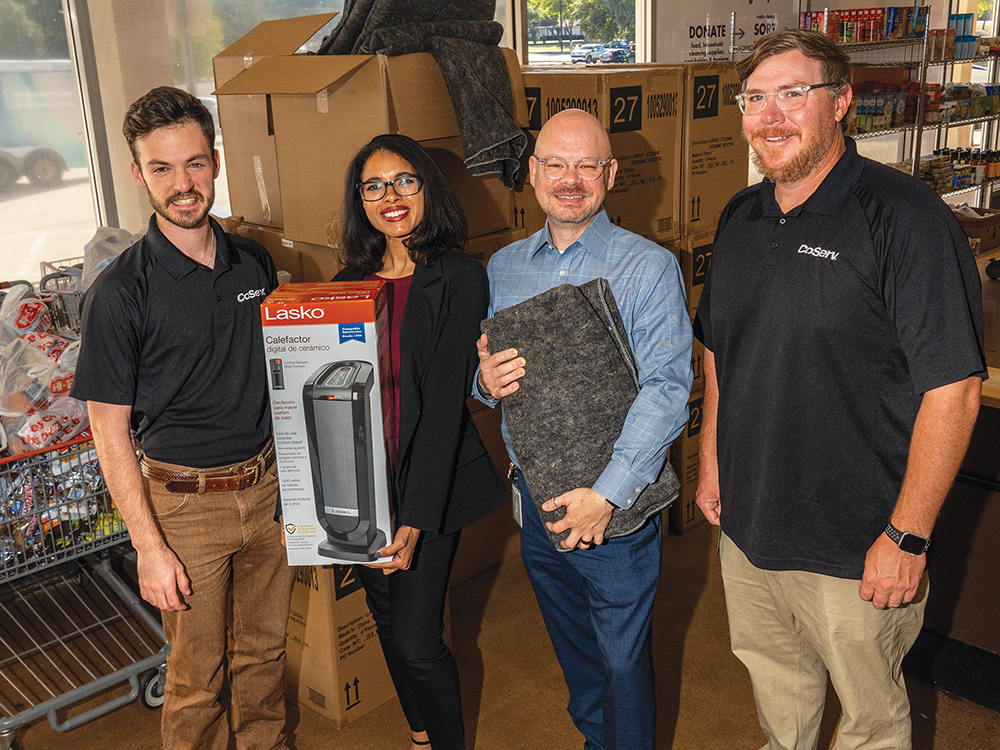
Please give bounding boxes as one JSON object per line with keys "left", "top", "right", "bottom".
{"left": 0, "top": 0, "right": 96, "bottom": 283}
{"left": 526, "top": 0, "right": 636, "bottom": 65}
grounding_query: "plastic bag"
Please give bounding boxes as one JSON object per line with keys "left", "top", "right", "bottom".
{"left": 0, "top": 337, "right": 77, "bottom": 419}
{"left": 0, "top": 285, "right": 52, "bottom": 345}
{"left": 81, "top": 227, "right": 138, "bottom": 292}
{"left": 11, "top": 397, "right": 88, "bottom": 453}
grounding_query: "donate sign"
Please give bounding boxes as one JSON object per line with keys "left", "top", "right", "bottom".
{"left": 655, "top": 0, "right": 798, "bottom": 63}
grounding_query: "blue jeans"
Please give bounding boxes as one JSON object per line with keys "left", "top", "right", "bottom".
{"left": 517, "top": 472, "right": 660, "bottom": 750}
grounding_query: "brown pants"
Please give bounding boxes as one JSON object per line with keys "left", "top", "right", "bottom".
{"left": 144, "top": 452, "right": 294, "bottom": 750}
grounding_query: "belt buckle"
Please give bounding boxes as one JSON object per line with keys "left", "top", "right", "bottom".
{"left": 245, "top": 462, "right": 261, "bottom": 488}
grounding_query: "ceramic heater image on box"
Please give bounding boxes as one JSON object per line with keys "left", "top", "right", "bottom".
{"left": 303, "top": 360, "right": 387, "bottom": 562}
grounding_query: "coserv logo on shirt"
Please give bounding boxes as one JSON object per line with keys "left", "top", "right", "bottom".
{"left": 237, "top": 287, "right": 267, "bottom": 302}
{"left": 797, "top": 244, "right": 840, "bottom": 261}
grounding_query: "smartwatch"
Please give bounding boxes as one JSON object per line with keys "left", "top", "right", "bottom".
{"left": 884, "top": 522, "right": 931, "bottom": 555}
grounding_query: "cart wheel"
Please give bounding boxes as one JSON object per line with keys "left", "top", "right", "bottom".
{"left": 140, "top": 669, "right": 165, "bottom": 709}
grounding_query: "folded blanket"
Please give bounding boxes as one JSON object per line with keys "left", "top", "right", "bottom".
{"left": 316, "top": 0, "right": 376, "bottom": 55}
{"left": 317, "top": 0, "right": 526, "bottom": 188}
{"left": 424, "top": 35, "right": 526, "bottom": 188}
{"left": 360, "top": 20, "right": 503, "bottom": 55}
{"left": 481, "top": 279, "right": 680, "bottom": 551}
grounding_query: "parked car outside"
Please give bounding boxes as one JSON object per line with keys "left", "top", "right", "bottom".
{"left": 599, "top": 46, "right": 629, "bottom": 63}
{"left": 570, "top": 43, "right": 605, "bottom": 63}
{"left": 607, "top": 39, "right": 635, "bottom": 62}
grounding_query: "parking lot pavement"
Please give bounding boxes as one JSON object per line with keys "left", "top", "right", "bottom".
{"left": 0, "top": 168, "right": 96, "bottom": 282}
{"left": 527, "top": 50, "right": 572, "bottom": 64}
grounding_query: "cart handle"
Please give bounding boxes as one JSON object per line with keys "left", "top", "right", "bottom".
{"left": 47, "top": 675, "right": 143, "bottom": 733}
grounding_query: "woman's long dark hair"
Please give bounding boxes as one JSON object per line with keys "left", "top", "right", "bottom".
{"left": 340, "top": 134, "right": 468, "bottom": 274}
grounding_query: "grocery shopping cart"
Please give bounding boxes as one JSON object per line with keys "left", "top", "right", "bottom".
{"left": 0, "top": 436, "right": 169, "bottom": 750}
{"left": 38, "top": 260, "right": 83, "bottom": 339}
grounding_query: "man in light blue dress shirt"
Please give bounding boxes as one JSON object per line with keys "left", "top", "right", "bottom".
{"left": 476, "top": 109, "right": 692, "bottom": 749}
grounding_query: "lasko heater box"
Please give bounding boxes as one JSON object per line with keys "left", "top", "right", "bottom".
{"left": 303, "top": 360, "right": 387, "bottom": 562}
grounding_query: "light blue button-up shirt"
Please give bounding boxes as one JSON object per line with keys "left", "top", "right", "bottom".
{"left": 476, "top": 210, "right": 693, "bottom": 509}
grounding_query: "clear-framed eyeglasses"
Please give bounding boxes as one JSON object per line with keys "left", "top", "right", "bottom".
{"left": 735, "top": 83, "right": 840, "bottom": 115}
{"left": 534, "top": 157, "right": 610, "bottom": 181}
{"left": 357, "top": 173, "right": 424, "bottom": 202}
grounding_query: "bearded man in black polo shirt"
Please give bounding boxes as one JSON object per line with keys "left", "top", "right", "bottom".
{"left": 71, "top": 87, "right": 294, "bottom": 750}
{"left": 694, "top": 30, "right": 985, "bottom": 749}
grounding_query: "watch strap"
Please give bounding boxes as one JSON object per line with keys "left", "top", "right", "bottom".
{"left": 885, "top": 522, "right": 931, "bottom": 554}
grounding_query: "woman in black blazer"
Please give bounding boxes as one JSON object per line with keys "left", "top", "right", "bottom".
{"left": 334, "top": 134, "right": 507, "bottom": 750}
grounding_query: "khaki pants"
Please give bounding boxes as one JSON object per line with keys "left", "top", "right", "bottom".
{"left": 144, "top": 454, "right": 295, "bottom": 750}
{"left": 719, "top": 532, "right": 927, "bottom": 750}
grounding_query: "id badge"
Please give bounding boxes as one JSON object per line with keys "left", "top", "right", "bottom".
{"left": 511, "top": 482, "right": 522, "bottom": 528}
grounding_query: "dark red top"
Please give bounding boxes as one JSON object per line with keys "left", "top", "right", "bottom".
{"left": 365, "top": 272, "right": 412, "bottom": 469}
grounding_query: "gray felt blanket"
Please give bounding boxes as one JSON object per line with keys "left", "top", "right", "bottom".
{"left": 317, "top": 0, "right": 526, "bottom": 188}
{"left": 481, "top": 279, "right": 680, "bottom": 551}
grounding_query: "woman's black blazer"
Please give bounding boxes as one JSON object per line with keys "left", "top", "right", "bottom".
{"left": 334, "top": 250, "right": 507, "bottom": 535}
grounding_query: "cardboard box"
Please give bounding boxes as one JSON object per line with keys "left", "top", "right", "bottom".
{"left": 678, "top": 62, "right": 748, "bottom": 236}
{"left": 449, "top": 404, "right": 520, "bottom": 587}
{"left": 664, "top": 232, "right": 712, "bottom": 395}
{"left": 515, "top": 65, "right": 684, "bottom": 241}
{"left": 690, "top": 333, "right": 705, "bottom": 397}
{"left": 955, "top": 206, "right": 1000, "bottom": 253}
{"left": 214, "top": 14, "right": 527, "bottom": 248}
{"left": 233, "top": 220, "right": 345, "bottom": 282}
{"left": 978, "top": 249, "right": 1000, "bottom": 369}
{"left": 212, "top": 14, "right": 342, "bottom": 229}
{"left": 262, "top": 282, "right": 395, "bottom": 566}
{"left": 665, "top": 231, "right": 714, "bottom": 319}
{"left": 668, "top": 393, "right": 704, "bottom": 534}
{"left": 285, "top": 564, "right": 395, "bottom": 726}
{"left": 465, "top": 227, "right": 528, "bottom": 266}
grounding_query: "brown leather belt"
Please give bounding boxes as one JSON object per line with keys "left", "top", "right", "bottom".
{"left": 140, "top": 442, "right": 275, "bottom": 494}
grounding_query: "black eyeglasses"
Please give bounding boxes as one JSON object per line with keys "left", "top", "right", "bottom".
{"left": 357, "top": 174, "right": 423, "bottom": 202}
{"left": 735, "top": 83, "right": 840, "bottom": 115}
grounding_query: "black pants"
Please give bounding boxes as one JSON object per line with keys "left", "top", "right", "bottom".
{"left": 357, "top": 529, "right": 464, "bottom": 749}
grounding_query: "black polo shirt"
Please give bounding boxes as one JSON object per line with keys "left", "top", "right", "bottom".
{"left": 72, "top": 215, "right": 277, "bottom": 468}
{"left": 694, "top": 137, "right": 986, "bottom": 579}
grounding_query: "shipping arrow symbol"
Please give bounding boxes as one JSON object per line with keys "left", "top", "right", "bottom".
{"left": 344, "top": 677, "right": 361, "bottom": 709}
{"left": 691, "top": 196, "right": 701, "bottom": 221}
{"left": 736, "top": 28, "right": 746, "bottom": 40}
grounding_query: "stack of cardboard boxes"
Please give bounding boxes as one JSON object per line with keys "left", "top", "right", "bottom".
{"left": 519, "top": 61, "right": 747, "bottom": 535}
{"left": 664, "top": 62, "right": 746, "bottom": 535}
{"left": 213, "top": 13, "right": 530, "bottom": 283}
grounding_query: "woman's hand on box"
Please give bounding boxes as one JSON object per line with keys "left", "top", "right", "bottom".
{"left": 367, "top": 525, "right": 421, "bottom": 574}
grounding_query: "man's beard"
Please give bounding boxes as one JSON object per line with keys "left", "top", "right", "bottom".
{"left": 543, "top": 183, "right": 598, "bottom": 225}
{"left": 148, "top": 185, "right": 214, "bottom": 230}
{"left": 748, "top": 121, "right": 839, "bottom": 185}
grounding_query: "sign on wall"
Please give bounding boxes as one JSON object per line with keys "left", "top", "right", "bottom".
{"left": 656, "top": 0, "right": 799, "bottom": 62}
